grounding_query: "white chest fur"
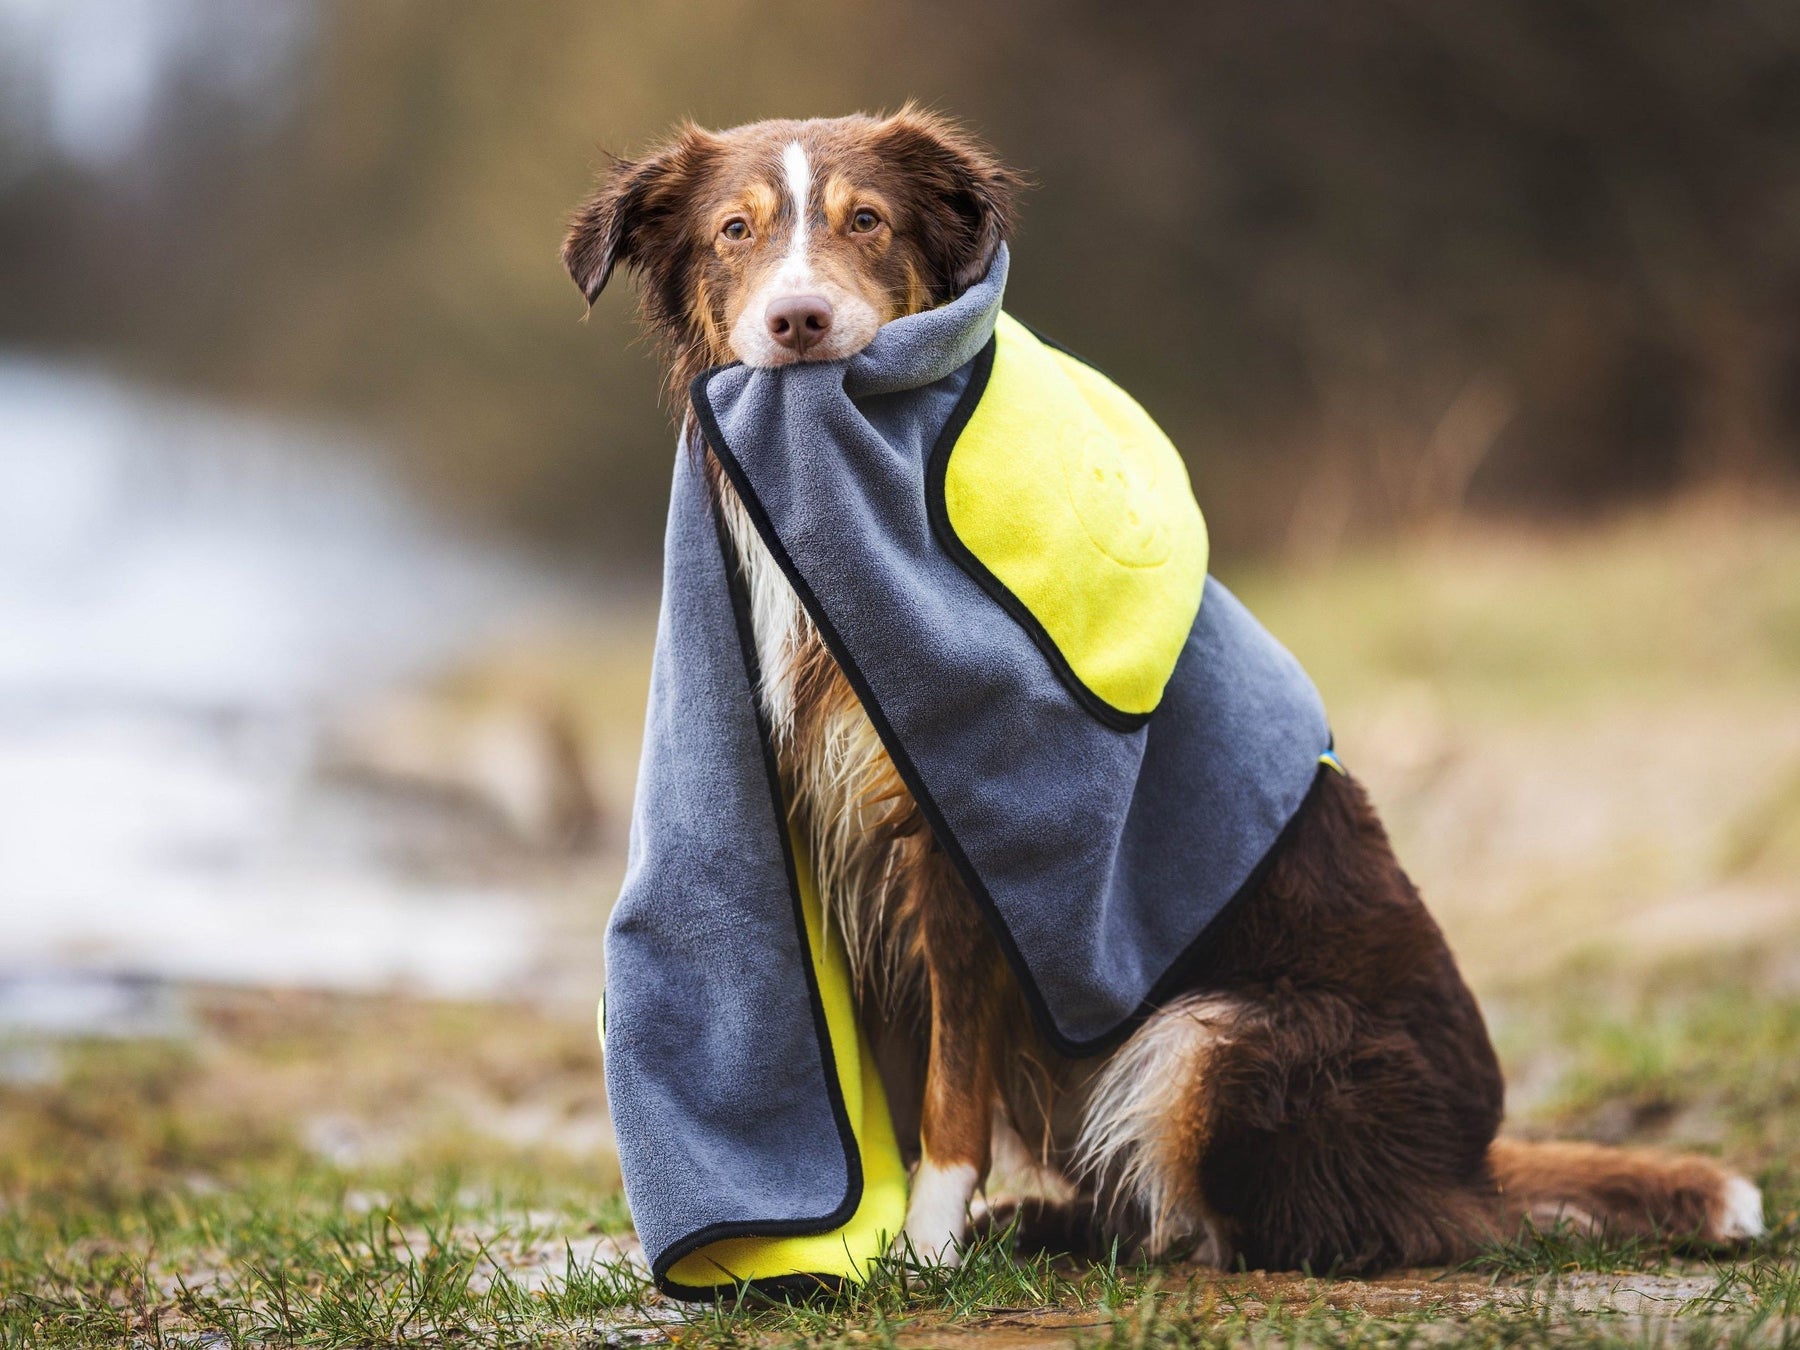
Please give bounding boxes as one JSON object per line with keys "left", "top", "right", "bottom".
{"left": 715, "top": 484, "right": 805, "bottom": 745}
{"left": 714, "top": 479, "right": 899, "bottom": 987}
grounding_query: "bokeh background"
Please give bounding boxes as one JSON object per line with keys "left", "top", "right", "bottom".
{"left": 3, "top": 0, "right": 1799, "bottom": 1302}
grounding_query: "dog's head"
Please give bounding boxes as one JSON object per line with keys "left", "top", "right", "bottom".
{"left": 564, "top": 107, "right": 1021, "bottom": 402}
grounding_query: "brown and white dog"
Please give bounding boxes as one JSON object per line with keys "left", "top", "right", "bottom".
{"left": 564, "top": 108, "right": 1763, "bottom": 1271}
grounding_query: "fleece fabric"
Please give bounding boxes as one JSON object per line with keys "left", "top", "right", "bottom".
{"left": 602, "top": 245, "right": 1332, "bottom": 1297}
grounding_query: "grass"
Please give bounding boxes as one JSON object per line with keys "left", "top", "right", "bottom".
{"left": 672, "top": 1233, "right": 1151, "bottom": 1348}
{"left": 2, "top": 1159, "right": 1155, "bottom": 1347}
{"left": 5, "top": 954, "right": 1794, "bottom": 1346}
{"left": 6, "top": 1181, "right": 644, "bottom": 1348}
{"left": 1075, "top": 1272, "right": 1800, "bottom": 1350}
{"left": 0, "top": 994, "right": 639, "bottom": 1347}
{"left": 1501, "top": 961, "right": 1800, "bottom": 1177}
{"left": 5, "top": 498, "right": 1798, "bottom": 1346}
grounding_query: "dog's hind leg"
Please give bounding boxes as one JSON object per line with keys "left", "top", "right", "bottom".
{"left": 1071, "top": 994, "right": 1243, "bottom": 1263}
{"left": 1189, "top": 988, "right": 1503, "bottom": 1273}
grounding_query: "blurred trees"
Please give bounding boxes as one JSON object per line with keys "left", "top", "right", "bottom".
{"left": 3, "top": 0, "right": 1798, "bottom": 567}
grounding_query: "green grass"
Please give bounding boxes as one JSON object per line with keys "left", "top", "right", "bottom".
{"left": 671, "top": 1231, "right": 1153, "bottom": 1349}
{"left": 2, "top": 1183, "right": 1160, "bottom": 1347}
{"left": 3, "top": 979, "right": 1796, "bottom": 1347}
{"left": 0, "top": 993, "right": 639, "bottom": 1347}
{"left": 4, "top": 1040, "right": 1794, "bottom": 1349}
{"left": 1076, "top": 1276, "right": 1800, "bottom": 1350}
{"left": 5, "top": 1179, "right": 644, "bottom": 1348}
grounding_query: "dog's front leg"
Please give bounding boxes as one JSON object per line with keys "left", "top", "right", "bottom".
{"left": 900, "top": 851, "right": 1002, "bottom": 1266}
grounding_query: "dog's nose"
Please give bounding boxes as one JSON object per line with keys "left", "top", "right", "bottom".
{"left": 765, "top": 294, "right": 834, "bottom": 353}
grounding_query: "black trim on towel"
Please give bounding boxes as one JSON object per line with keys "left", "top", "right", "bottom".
{"left": 1014, "top": 319, "right": 1110, "bottom": 381}
{"left": 650, "top": 495, "right": 865, "bottom": 1303}
{"left": 920, "top": 336, "right": 1151, "bottom": 733}
{"left": 690, "top": 359, "right": 1329, "bottom": 1062}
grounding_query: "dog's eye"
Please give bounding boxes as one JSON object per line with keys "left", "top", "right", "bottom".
{"left": 720, "top": 217, "right": 750, "bottom": 242}
{"left": 850, "top": 209, "right": 881, "bottom": 234}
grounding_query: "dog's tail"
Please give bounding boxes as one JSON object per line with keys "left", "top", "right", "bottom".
{"left": 1485, "top": 1139, "right": 1764, "bottom": 1245}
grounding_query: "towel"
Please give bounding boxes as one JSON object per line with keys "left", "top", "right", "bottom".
{"left": 603, "top": 246, "right": 1332, "bottom": 1297}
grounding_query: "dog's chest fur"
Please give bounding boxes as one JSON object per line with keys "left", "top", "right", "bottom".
{"left": 714, "top": 473, "right": 926, "bottom": 1002}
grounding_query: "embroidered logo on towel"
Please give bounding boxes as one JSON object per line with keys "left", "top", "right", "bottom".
{"left": 937, "top": 314, "right": 1209, "bottom": 722}
{"left": 1059, "top": 419, "right": 1173, "bottom": 568}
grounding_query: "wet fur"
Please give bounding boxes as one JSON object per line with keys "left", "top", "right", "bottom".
{"left": 565, "top": 109, "right": 1761, "bottom": 1271}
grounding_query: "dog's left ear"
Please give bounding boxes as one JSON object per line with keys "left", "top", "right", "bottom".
{"left": 563, "top": 125, "right": 718, "bottom": 307}
{"left": 875, "top": 106, "right": 1025, "bottom": 296}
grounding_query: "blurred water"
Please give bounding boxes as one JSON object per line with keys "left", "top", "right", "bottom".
{"left": 0, "top": 0, "right": 310, "bottom": 178}
{"left": 0, "top": 355, "right": 609, "bottom": 1015}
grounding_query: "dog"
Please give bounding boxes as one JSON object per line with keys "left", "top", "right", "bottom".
{"left": 564, "top": 107, "right": 1764, "bottom": 1271}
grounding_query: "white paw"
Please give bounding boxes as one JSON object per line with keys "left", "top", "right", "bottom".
{"left": 1187, "top": 1220, "right": 1228, "bottom": 1269}
{"left": 1713, "top": 1176, "right": 1765, "bottom": 1241}
{"left": 899, "top": 1159, "right": 978, "bottom": 1266}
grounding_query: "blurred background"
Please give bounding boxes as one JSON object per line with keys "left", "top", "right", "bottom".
{"left": 2, "top": 0, "right": 1798, "bottom": 1245}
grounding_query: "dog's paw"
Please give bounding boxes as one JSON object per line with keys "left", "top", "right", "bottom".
{"left": 897, "top": 1160, "right": 977, "bottom": 1267}
{"left": 975, "top": 1195, "right": 1107, "bottom": 1260}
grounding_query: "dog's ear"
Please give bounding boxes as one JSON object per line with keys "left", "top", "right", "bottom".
{"left": 875, "top": 105, "right": 1025, "bottom": 296}
{"left": 563, "top": 125, "right": 718, "bottom": 307}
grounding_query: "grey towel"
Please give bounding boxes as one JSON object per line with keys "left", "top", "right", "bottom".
{"left": 603, "top": 247, "right": 1331, "bottom": 1295}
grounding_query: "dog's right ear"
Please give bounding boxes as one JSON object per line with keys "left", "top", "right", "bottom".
{"left": 563, "top": 126, "right": 717, "bottom": 307}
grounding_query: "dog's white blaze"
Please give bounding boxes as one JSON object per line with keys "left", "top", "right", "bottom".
{"left": 1074, "top": 993, "right": 1242, "bottom": 1258}
{"left": 901, "top": 1157, "right": 978, "bottom": 1266}
{"left": 780, "top": 140, "right": 812, "bottom": 278}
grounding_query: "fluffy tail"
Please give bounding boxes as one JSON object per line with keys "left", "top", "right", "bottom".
{"left": 1487, "top": 1139, "right": 1765, "bottom": 1245}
